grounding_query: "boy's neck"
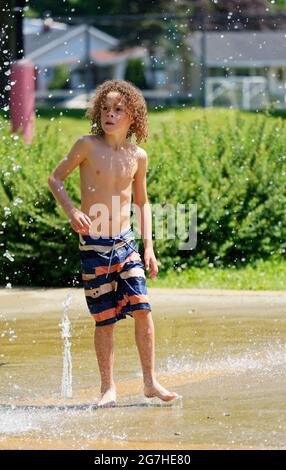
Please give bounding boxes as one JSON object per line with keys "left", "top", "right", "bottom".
{"left": 102, "top": 133, "right": 130, "bottom": 151}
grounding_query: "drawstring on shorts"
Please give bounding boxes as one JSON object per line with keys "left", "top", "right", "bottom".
{"left": 106, "top": 240, "right": 116, "bottom": 278}
{"left": 105, "top": 233, "right": 137, "bottom": 279}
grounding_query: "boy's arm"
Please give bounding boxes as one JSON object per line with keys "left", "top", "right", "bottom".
{"left": 132, "top": 149, "right": 158, "bottom": 278}
{"left": 48, "top": 136, "right": 91, "bottom": 231}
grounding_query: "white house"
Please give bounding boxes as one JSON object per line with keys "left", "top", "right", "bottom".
{"left": 23, "top": 18, "right": 149, "bottom": 106}
{"left": 186, "top": 30, "right": 286, "bottom": 108}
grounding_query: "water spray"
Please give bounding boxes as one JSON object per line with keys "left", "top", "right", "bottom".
{"left": 60, "top": 293, "right": 73, "bottom": 398}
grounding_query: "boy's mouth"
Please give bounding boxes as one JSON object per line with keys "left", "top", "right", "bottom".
{"left": 105, "top": 121, "right": 114, "bottom": 125}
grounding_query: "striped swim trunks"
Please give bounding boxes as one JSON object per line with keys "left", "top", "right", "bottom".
{"left": 79, "top": 226, "right": 152, "bottom": 327}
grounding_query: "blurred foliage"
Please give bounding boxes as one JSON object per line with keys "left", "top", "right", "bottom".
{"left": 0, "top": 107, "right": 286, "bottom": 286}
{"left": 47, "top": 65, "right": 70, "bottom": 90}
{"left": 268, "top": 0, "right": 286, "bottom": 11}
{"left": 124, "top": 58, "right": 147, "bottom": 89}
{"left": 27, "top": 1, "right": 179, "bottom": 17}
{"left": 26, "top": 1, "right": 286, "bottom": 18}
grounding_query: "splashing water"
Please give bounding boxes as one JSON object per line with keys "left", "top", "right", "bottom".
{"left": 60, "top": 293, "right": 73, "bottom": 398}
{"left": 161, "top": 341, "right": 286, "bottom": 377}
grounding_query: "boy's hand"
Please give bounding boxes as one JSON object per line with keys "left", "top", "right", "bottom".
{"left": 68, "top": 208, "right": 92, "bottom": 235}
{"left": 144, "top": 247, "right": 158, "bottom": 279}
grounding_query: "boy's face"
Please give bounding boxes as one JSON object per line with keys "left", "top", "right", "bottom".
{"left": 100, "top": 91, "right": 134, "bottom": 136}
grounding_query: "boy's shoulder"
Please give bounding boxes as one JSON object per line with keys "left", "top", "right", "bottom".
{"left": 132, "top": 144, "right": 147, "bottom": 159}
{"left": 77, "top": 134, "right": 98, "bottom": 145}
{"left": 73, "top": 134, "right": 100, "bottom": 152}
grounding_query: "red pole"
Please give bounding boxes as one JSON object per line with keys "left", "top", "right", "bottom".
{"left": 10, "top": 58, "right": 36, "bottom": 144}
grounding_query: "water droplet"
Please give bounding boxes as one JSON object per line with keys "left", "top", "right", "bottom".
{"left": 3, "top": 251, "right": 15, "bottom": 262}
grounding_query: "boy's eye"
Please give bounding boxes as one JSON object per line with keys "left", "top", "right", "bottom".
{"left": 101, "top": 106, "right": 122, "bottom": 111}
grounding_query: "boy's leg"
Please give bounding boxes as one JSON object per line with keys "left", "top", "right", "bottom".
{"left": 132, "top": 310, "right": 180, "bottom": 401}
{"left": 94, "top": 323, "right": 117, "bottom": 407}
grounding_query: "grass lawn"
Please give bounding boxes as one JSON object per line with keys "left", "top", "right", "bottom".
{"left": 147, "top": 256, "right": 286, "bottom": 290}
{"left": 32, "top": 105, "right": 256, "bottom": 140}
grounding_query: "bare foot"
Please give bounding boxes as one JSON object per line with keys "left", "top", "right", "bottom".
{"left": 144, "top": 380, "right": 180, "bottom": 402}
{"left": 98, "top": 386, "right": 117, "bottom": 408}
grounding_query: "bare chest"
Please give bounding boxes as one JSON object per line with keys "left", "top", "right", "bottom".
{"left": 81, "top": 146, "right": 138, "bottom": 188}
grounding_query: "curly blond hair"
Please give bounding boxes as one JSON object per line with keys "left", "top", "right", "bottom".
{"left": 85, "top": 79, "right": 148, "bottom": 144}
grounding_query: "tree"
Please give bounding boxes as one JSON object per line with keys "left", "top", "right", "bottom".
{"left": 124, "top": 58, "right": 147, "bottom": 89}
{"left": 47, "top": 65, "right": 70, "bottom": 90}
{"left": 27, "top": 0, "right": 168, "bottom": 18}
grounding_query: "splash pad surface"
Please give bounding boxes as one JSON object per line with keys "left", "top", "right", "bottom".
{"left": 1, "top": 287, "right": 286, "bottom": 450}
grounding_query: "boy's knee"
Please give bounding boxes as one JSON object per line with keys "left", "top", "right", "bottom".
{"left": 132, "top": 309, "right": 152, "bottom": 321}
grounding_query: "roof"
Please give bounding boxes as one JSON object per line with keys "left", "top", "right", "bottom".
{"left": 24, "top": 23, "right": 147, "bottom": 67}
{"left": 25, "top": 29, "right": 69, "bottom": 56}
{"left": 23, "top": 17, "right": 67, "bottom": 35}
{"left": 24, "top": 24, "right": 119, "bottom": 59}
{"left": 187, "top": 30, "right": 286, "bottom": 67}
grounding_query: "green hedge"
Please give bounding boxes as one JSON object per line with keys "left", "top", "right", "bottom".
{"left": 144, "top": 110, "right": 286, "bottom": 271}
{"left": 0, "top": 108, "right": 285, "bottom": 286}
{"left": 0, "top": 121, "right": 82, "bottom": 286}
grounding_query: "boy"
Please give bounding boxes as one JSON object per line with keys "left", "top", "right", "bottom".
{"left": 48, "top": 79, "right": 179, "bottom": 407}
